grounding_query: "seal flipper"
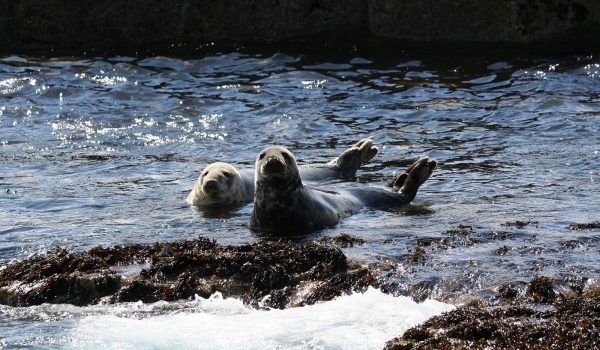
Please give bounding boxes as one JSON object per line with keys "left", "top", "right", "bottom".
{"left": 392, "top": 158, "right": 437, "bottom": 202}
{"left": 327, "top": 137, "right": 379, "bottom": 179}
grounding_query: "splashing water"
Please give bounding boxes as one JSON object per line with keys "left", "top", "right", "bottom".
{"left": 1, "top": 288, "right": 453, "bottom": 349}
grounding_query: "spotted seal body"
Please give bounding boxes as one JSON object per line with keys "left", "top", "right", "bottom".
{"left": 187, "top": 138, "right": 378, "bottom": 207}
{"left": 250, "top": 146, "right": 437, "bottom": 233}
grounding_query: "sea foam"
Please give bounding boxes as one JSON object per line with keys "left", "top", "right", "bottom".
{"left": 66, "top": 287, "right": 453, "bottom": 350}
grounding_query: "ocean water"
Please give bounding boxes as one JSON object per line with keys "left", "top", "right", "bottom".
{"left": 0, "top": 50, "right": 599, "bottom": 348}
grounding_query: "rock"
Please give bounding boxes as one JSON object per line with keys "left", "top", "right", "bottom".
{"left": 496, "top": 282, "right": 520, "bottom": 300}
{"left": 0, "top": 238, "right": 375, "bottom": 308}
{"left": 0, "top": 0, "right": 366, "bottom": 54}
{"left": 369, "top": 0, "right": 599, "bottom": 44}
{"left": 319, "top": 232, "right": 367, "bottom": 248}
{"left": 501, "top": 220, "right": 538, "bottom": 228}
{"left": 384, "top": 291, "right": 600, "bottom": 350}
{"left": 527, "top": 275, "right": 556, "bottom": 303}
{"left": 0, "top": 0, "right": 599, "bottom": 54}
{"left": 569, "top": 221, "right": 600, "bottom": 230}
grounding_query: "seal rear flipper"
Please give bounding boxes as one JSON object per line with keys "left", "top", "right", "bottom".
{"left": 394, "top": 158, "right": 437, "bottom": 202}
{"left": 328, "top": 137, "right": 379, "bottom": 179}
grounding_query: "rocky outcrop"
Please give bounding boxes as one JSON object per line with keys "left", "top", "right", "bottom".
{"left": 383, "top": 276, "right": 600, "bottom": 350}
{"left": 0, "top": 0, "right": 599, "bottom": 54}
{"left": 384, "top": 295, "right": 600, "bottom": 350}
{"left": 0, "top": 237, "right": 375, "bottom": 308}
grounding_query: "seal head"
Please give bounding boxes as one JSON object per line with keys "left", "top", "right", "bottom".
{"left": 187, "top": 162, "right": 249, "bottom": 207}
{"left": 251, "top": 146, "right": 311, "bottom": 231}
{"left": 255, "top": 146, "right": 302, "bottom": 189}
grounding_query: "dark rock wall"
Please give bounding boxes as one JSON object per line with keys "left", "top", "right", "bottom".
{"left": 0, "top": 0, "right": 599, "bottom": 54}
{"left": 368, "top": 0, "right": 598, "bottom": 42}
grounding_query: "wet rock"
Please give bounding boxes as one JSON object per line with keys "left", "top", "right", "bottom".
{"left": 569, "top": 221, "right": 600, "bottom": 230}
{"left": 494, "top": 245, "right": 509, "bottom": 256}
{"left": 527, "top": 276, "right": 556, "bottom": 303}
{"left": 482, "top": 230, "right": 511, "bottom": 240}
{"left": 414, "top": 237, "right": 446, "bottom": 249}
{"left": 440, "top": 225, "right": 480, "bottom": 248}
{"left": 408, "top": 280, "right": 435, "bottom": 303}
{"left": 384, "top": 291, "right": 600, "bottom": 350}
{"left": 561, "top": 239, "right": 580, "bottom": 248}
{"left": 496, "top": 282, "right": 520, "bottom": 300}
{"left": 0, "top": 238, "right": 375, "bottom": 308}
{"left": 319, "top": 232, "right": 366, "bottom": 248}
{"left": 501, "top": 220, "right": 537, "bottom": 228}
{"left": 402, "top": 246, "right": 427, "bottom": 264}
{"left": 301, "top": 268, "right": 375, "bottom": 306}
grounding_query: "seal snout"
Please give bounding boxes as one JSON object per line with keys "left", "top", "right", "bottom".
{"left": 256, "top": 146, "right": 300, "bottom": 183}
{"left": 202, "top": 179, "right": 220, "bottom": 193}
{"left": 428, "top": 159, "right": 437, "bottom": 170}
{"left": 262, "top": 156, "right": 286, "bottom": 175}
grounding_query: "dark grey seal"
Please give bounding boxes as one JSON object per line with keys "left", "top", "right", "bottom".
{"left": 250, "top": 146, "right": 437, "bottom": 233}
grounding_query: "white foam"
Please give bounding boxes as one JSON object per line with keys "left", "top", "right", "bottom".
{"left": 66, "top": 288, "right": 453, "bottom": 350}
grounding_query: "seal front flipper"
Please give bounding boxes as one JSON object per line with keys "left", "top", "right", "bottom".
{"left": 326, "top": 137, "right": 379, "bottom": 179}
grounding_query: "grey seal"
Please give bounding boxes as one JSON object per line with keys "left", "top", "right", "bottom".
{"left": 187, "top": 138, "right": 378, "bottom": 207}
{"left": 250, "top": 146, "right": 436, "bottom": 233}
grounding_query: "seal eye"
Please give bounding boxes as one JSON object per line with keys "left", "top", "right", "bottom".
{"left": 223, "top": 171, "right": 231, "bottom": 178}
{"left": 259, "top": 152, "right": 266, "bottom": 160}
{"left": 282, "top": 152, "right": 292, "bottom": 162}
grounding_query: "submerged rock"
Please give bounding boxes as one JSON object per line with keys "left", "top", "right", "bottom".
{"left": 0, "top": 238, "right": 375, "bottom": 308}
{"left": 569, "top": 221, "right": 600, "bottom": 230}
{"left": 319, "top": 232, "right": 367, "bottom": 248}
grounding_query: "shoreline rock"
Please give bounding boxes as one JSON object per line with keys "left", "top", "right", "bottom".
{"left": 0, "top": 237, "right": 375, "bottom": 308}
{"left": 384, "top": 294, "right": 600, "bottom": 350}
{"left": 384, "top": 276, "right": 600, "bottom": 350}
{"left": 1, "top": 0, "right": 599, "bottom": 55}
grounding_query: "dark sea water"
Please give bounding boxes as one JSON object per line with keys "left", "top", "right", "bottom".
{"left": 0, "top": 50, "right": 598, "bottom": 348}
